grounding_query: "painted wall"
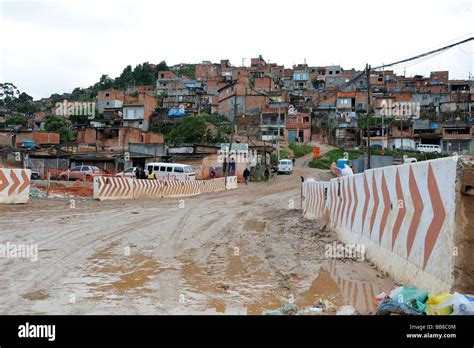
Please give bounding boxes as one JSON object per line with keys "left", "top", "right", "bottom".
{"left": 302, "top": 156, "right": 469, "bottom": 293}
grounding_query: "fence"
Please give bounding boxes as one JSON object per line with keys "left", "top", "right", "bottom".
{"left": 26, "top": 158, "right": 69, "bottom": 179}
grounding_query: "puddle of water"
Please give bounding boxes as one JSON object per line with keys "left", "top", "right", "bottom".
{"left": 85, "top": 243, "right": 163, "bottom": 298}
{"left": 294, "top": 268, "right": 345, "bottom": 310}
{"left": 178, "top": 249, "right": 228, "bottom": 294}
{"left": 22, "top": 290, "right": 49, "bottom": 301}
{"left": 177, "top": 244, "right": 390, "bottom": 315}
{"left": 244, "top": 219, "right": 266, "bottom": 232}
{"left": 207, "top": 298, "right": 226, "bottom": 313}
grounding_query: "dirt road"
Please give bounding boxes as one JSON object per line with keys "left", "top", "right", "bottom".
{"left": 0, "top": 151, "right": 394, "bottom": 315}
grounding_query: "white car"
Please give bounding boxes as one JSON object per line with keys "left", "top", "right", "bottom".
{"left": 116, "top": 167, "right": 138, "bottom": 178}
{"left": 277, "top": 159, "right": 293, "bottom": 174}
{"left": 416, "top": 144, "right": 441, "bottom": 154}
{"left": 145, "top": 162, "right": 196, "bottom": 181}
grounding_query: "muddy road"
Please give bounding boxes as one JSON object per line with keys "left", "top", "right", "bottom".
{"left": 0, "top": 152, "right": 394, "bottom": 315}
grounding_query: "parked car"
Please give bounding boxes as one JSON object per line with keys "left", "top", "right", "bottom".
{"left": 397, "top": 145, "right": 419, "bottom": 153}
{"left": 370, "top": 144, "right": 383, "bottom": 150}
{"left": 402, "top": 155, "right": 418, "bottom": 164}
{"left": 145, "top": 162, "right": 195, "bottom": 181}
{"left": 29, "top": 170, "right": 40, "bottom": 180}
{"left": 416, "top": 144, "right": 441, "bottom": 154}
{"left": 20, "top": 140, "right": 36, "bottom": 149}
{"left": 277, "top": 159, "right": 293, "bottom": 174}
{"left": 116, "top": 167, "right": 138, "bottom": 178}
{"left": 58, "top": 165, "right": 104, "bottom": 181}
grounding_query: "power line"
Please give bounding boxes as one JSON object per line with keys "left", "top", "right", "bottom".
{"left": 372, "top": 37, "right": 473, "bottom": 70}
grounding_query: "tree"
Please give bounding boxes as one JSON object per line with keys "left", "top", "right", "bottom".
{"left": 155, "top": 60, "right": 169, "bottom": 72}
{"left": 5, "top": 114, "right": 27, "bottom": 127}
{"left": 99, "top": 74, "right": 113, "bottom": 90}
{"left": 167, "top": 116, "right": 212, "bottom": 145}
{"left": 0, "top": 82, "right": 20, "bottom": 104}
{"left": 44, "top": 115, "right": 73, "bottom": 143}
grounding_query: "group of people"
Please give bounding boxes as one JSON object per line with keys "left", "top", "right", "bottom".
{"left": 134, "top": 167, "right": 158, "bottom": 180}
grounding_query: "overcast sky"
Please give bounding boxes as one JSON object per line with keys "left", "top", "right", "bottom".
{"left": 0, "top": 0, "right": 472, "bottom": 100}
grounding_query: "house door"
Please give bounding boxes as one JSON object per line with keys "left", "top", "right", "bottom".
{"left": 288, "top": 130, "right": 297, "bottom": 142}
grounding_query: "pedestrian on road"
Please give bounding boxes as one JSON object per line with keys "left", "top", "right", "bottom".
{"left": 243, "top": 168, "right": 250, "bottom": 185}
{"left": 264, "top": 167, "right": 270, "bottom": 182}
{"left": 135, "top": 167, "right": 142, "bottom": 179}
{"left": 147, "top": 168, "right": 157, "bottom": 180}
{"left": 292, "top": 158, "right": 295, "bottom": 166}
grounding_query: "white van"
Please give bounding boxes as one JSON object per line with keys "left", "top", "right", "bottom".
{"left": 145, "top": 162, "right": 196, "bottom": 181}
{"left": 277, "top": 159, "right": 293, "bottom": 174}
{"left": 416, "top": 144, "right": 441, "bottom": 154}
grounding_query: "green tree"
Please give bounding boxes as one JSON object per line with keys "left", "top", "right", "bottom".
{"left": 44, "top": 115, "right": 73, "bottom": 143}
{"left": 99, "top": 74, "right": 113, "bottom": 90}
{"left": 5, "top": 114, "right": 27, "bottom": 127}
{"left": 167, "top": 116, "right": 212, "bottom": 145}
{"left": 155, "top": 60, "right": 169, "bottom": 72}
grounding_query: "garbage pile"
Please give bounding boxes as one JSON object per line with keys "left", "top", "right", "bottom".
{"left": 376, "top": 286, "right": 474, "bottom": 315}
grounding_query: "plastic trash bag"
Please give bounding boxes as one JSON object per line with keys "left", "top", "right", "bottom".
{"left": 425, "top": 293, "right": 453, "bottom": 315}
{"left": 389, "top": 286, "right": 429, "bottom": 314}
{"left": 265, "top": 302, "right": 298, "bottom": 315}
{"left": 426, "top": 293, "right": 474, "bottom": 315}
{"left": 377, "top": 298, "right": 423, "bottom": 315}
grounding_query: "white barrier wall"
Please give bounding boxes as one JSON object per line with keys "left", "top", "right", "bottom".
{"left": 0, "top": 168, "right": 31, "bottom": 204}
{"left": 94, "top": 177, "right": 235, "bottom": 201}
{"left": 302, "top": 157, "right": 464, "bottom": 293}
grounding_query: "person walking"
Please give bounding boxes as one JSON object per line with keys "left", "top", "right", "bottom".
{"left": 264, "top": 167, "right": 270, "bottom": 182}
{"left": 243, "top": 167, "right": 250, "bottom": 185}
{"left": 147, "top": 168, "right": 157, "bottom": 180}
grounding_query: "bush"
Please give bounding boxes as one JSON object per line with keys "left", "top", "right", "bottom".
{"left": 279, "top": 147, "right": 290, "bottom": 159}
{"left": 289, "top": 143, "right": 313, "bottom": 158}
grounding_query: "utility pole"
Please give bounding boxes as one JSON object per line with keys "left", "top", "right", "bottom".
{"left": 224, "top": 95, "right": 238, "bottom": 185}
{"left": 277, "top": 106, "right": 281, "bottom": 161}
{"left": 366, "top": 64, "right": 371, "bottom": 169}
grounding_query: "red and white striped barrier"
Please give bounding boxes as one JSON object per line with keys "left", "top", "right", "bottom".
{"left": 302, "top": 156, "right": 468, "bottom": 293}
{"left": 94, "top": 176, "right": 231, "bottom": 201}
{"left": 93, "top": 177, "right": 134, "bottom": 201}
{"left": 0, "top": 168, "right": 31, "bottom": 204}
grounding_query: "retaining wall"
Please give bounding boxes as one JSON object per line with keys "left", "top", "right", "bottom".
{"left": 0, "top": 168, "right": 31, "bottom": 204}
{"left": 94, "top": 177, "right": 236, "bottom": 201}
{"left": 302, "top": 156, "right": 473, "bottom": 293}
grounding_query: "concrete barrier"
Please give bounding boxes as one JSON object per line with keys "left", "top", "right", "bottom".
{"left": 94, "top": 176, "right": 234, "bottom": 201}
{"left": 0, "top": 168, "right": 31, "bottom": 204}
{"left": 226, "top": 176, "right": 238, "bottom": 190}
{"left": 94, "top": 177, "right": 134, "bottom": 201}
{"left": 302, "top": 156, "right": 473, "bottom": 293}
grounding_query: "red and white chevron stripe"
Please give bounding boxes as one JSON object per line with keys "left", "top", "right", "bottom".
{"left": 303, "top": 157, "right": 460, "bottom": 292}
{"left": 94, "top": 177, "right": 231, "bottom": 201}
{"left": 0, "top": 168, "right": 31, "bottom": 204}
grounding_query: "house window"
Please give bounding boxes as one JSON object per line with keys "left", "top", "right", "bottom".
{"left": 105, "top": 93, "right": 109, "bottom": 97}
